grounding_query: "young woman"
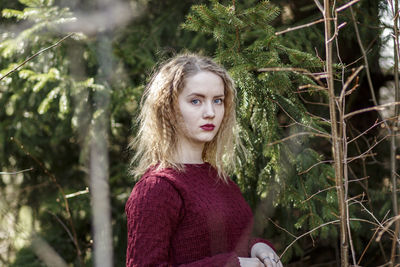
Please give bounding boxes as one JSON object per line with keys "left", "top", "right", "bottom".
{"left": 126, "top": 54, "right": 283, "bottom": 267}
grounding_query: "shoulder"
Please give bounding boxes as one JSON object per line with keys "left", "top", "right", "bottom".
{"left": 125, "top": 168, "right": 183, "bottom": 214}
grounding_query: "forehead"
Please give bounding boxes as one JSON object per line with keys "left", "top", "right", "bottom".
{"left": 181, "top": 71, "right": 225, "bottom": 96}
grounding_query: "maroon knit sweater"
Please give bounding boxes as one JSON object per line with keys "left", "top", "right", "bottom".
{"left": 125, "top": 163, "right": 274, "bottom": 267}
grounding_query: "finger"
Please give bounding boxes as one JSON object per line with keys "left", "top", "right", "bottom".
{"left": 274, "top": 257, "right": 283, "bottom": 267}
{"left": 262, "top": 257, "right": 273, "bottom": 267}
{"left": 266, "top": 254, "right": 277, "bottom": 267}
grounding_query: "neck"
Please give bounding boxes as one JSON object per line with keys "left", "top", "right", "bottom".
{"left": 173, "top": 138, "right": 204, "bottom": 164}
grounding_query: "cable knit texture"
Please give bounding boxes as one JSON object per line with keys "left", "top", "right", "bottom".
{"left": 125, "top": 163, "right": 274, "bottom": 267}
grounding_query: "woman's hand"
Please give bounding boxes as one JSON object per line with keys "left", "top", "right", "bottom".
{"left": 238, "top": 257, "right": 264, "bottom": 267}
{"left": 250, "top": 242, "right": 283, "bottom": 267}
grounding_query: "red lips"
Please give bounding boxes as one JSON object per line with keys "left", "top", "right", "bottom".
{"left": 200, "top": 124, "right": 215, "bottom": 131}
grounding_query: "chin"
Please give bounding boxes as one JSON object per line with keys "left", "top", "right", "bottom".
{"left": 198, "top": 135, "right": 217, "bottom": 143}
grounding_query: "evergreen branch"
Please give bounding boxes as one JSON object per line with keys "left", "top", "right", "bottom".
{"left": 0, "top": 33, "right": 74, "bottom": 82}
{"left": 267, "top": 131, "right": 331, "bottom": 146}
{"left": 0, "top": 168, "right": 33, "bottom": 175}
{"left": 344, "top": 102, "right": 400, "bottom": 119}
{"left": 279, "top": 220, "right": 340, "bottom": 260}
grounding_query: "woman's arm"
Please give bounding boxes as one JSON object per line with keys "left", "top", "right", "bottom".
{"left": 125, "top": 175, "right": 241, "bottom": 267}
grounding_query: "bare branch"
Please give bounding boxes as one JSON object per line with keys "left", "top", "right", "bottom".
{"left": 0, "top": 33, "right": 74, "bottom": 82}
{"left": 339, "top": 66, "right": 364, "bottom": 103}
{"left": 344, "top": 102, "right": 400, "bottom": 119}
{"left": 65, "top": 187, "right": 90, "bottom": 199}
{"left": 267, "top": 218, "right": 296, "bottom": 238}
{"left": 314, "top": 0, "right": 324, "bottom": 13}
{"left": 347, "top": 135, "right": 388, "bottom": 164}
{"left": 377, "top": 215, "right": 400, "bottom": 242}
{"left": 336, "top": 0, "right": 361, "bottom": 12}
{"left": 279, "top": 220, "right": 340, "bottom": 259}
{"left": 298, "top": 159, "right": 333, "bottom": 175}
{"left": 275, "top": 18, "right": 326, "bottom": 36}
{"left": 267, "top": 131, "right": 331, "bottom": 146}
{"left": 0, "top": 168, "right": 33, "bottom": 175}
{"left": 301, "top": 186, "right": 336, "bottom": 203}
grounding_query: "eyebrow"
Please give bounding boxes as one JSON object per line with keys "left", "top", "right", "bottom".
{"left": 186, "top": 93, "right": 225, "bottom": 98}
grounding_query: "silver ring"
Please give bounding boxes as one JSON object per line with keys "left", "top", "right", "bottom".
{"left": 262, "top": 256, "right": 278, "bottom": 263}
{"left": 262, "top": 256, "right": 271, "bottom": 262}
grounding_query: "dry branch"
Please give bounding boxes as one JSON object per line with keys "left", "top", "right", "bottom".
{"left": 344, "top": 102, "right": 400, "bottom": 119}
{"left": 336, "top": 0, "right": 360, "bottom": 12}
{"left": 279, "top": 220, "right": 340, "bottom": 259}
{"left": 0, "top": 33, "right": 74, "bottom": 82}
{"left": 0, "top": 168, "right": 33, "bottom": 175}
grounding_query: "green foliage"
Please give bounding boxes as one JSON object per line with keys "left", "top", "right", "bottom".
{"left": 0, "top": 0, "right": 393, "bottom": 265}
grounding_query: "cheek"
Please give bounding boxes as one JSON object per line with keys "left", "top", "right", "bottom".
{"left": 177, "top": 104, "right": 195, "bottom": 131}
{"left": 218, "top": 106, "right": 225, "bottom": 121}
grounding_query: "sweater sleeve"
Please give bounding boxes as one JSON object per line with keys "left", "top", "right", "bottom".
{"left": 125, "top": 175, "right": 241, "bottom": 267}
{"left": 248, "top": 238, "right": 276, "bottom": 254}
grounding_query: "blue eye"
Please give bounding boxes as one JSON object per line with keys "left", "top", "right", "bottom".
{"left": 191, "top": 99, "right": 200, "bottom": 105}
{"left": 214, "top": 99, "right": 223, "bottom": 104}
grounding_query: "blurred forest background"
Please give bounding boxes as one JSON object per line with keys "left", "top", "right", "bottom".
{"left": 1, "top": 0, "right": 399, "bottom": 266}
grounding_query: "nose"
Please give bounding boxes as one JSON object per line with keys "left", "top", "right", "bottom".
{"left": 203, "top": 101, "right": 215, "bottom": 118}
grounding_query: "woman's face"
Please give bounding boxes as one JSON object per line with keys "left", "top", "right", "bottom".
{"left": 177, "top": 71, "right": 225, "bottom": 147}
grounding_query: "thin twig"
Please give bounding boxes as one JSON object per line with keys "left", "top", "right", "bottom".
{"left": 267, "top": 131, "right": 331, "bottom": 146}
{"left": 65, "top": 187, "right": 90, "bottom": 199}
{"left": 267, "top": 218, "right": 296, "bottom": 238}
{"left": 279, "top": 220, "right": 340, "bottom": 259}
{"left": 338, "top": 66, "right": 364, "bottom": 103}
{"left": 47, "top": 211, "right": 75, "bottom": 245}
{"left": 314, "top": 0, "right": 324, "bottom": 13}
{"left": 336, "top": 0, "right": 360, "bottom": 12}
{"left": 0, "top": 168, "right": 33, "bottom": 175}
{"left": 347, "top": 135, "right": 389, "bottom": 164}
{"left": 377, "top": 215, "right": 400, "bottom": 242}
{"left": 0, "top": 33, "right": 74, "bottom": 82}
{"left": 347, "top": 118, "right": 382, "bottom": 144}
{"left": 343, "top": 102, "right": 400, "bottom": 119}
{"left": 275, "top": 18, "right": 327, "bottom": 36}
{"left": 298, "top": 159, "right": 333, "bottom": 175}
{"left": 301, "top": 186, "right": 336, "bottom": 203}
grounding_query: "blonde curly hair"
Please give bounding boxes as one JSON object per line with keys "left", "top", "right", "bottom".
{"left": 130, "top": 53, "right": 238, "bottom": 181}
